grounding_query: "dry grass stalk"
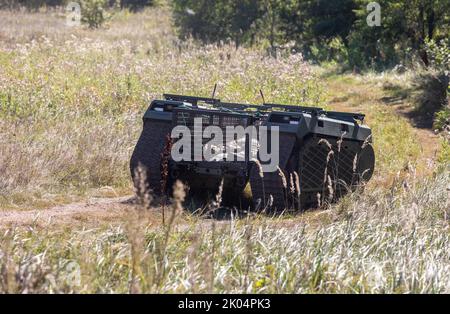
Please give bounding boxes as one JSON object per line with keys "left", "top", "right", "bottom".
{"left": 293, "top": 171, "right": 301, "bottom": 211}
{"left": 160, "top": 134, "right": 173, "bottom": 225}
{"left": 133, "top": 164, "right": 153, "bottom": 210}
{"left": 327, "top": 175, "right": 334, "bottom": 202}
{"left": 254, "top": 159, "right": 264, "bottom": 178}
{"left": 318, "top": 138, "right": 332, "bottom": 150}
{"left": 277, "top": 166, "right": 288, "bottom": 210}
{"left": 289, "top": 173, "right": 295, "bottom": 195}
{"left": 353, "top": 153, "right": 358, "bottom": 173}
{"left": 267, "top": 194, "right": 274, "bottom": 209}
{"left": 127, "top": 167, "right": 154, "bottom": 294}
{"left": 155, "top": 180, "right": 186, "bottom": 287}
{"left": 243, "top": 223, "right": 253, "bottom": 289}
{"left": 326, "top": 150, "right": 335, "bottom": 164}
{"left": 253, "top": 159, "right": 266, "bottom": 208}
{"left": 316, "top": 192, "right": 321, "bottom": 208}
{"left": 337, "top": 131, "right": 347, "bottom": 153}
{"left": 172, "top": 180, "right": 186, "bottom": 214}
{"left": 126, "top": 213, "right": 144, "bottom": 294}
{"left": 208, "top": 222, "right": 216, "bottom": 293}
{"left": 277, "top": 166, "right": 287, "bottom": 189}
{"left": 186, "top": 231, "right": 201, "bottom": 293}
{"left": 362, "top": 135, "right": 372, "bottom": 149}
{"left": 215, "top": 178, "right": 224, "bottom": 207}
{"left": 289, "top": 173, "right": 296, "bottom": 208}
{"left": 321, "top": 145, "right": 334, "bottom": 205}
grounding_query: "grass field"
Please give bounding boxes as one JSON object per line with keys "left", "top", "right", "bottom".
{"left": 0, "top": 6, "right": 449, "bottom": 293}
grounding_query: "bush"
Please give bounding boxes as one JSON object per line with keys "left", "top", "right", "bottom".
{"left": 425, "top": 39, "right": 450, "bottom": 71}
{"left": 81, "top": 0, "right": 109, "bottom": 28}
{"left": 438, "top": 138, "right": 450, "bottom": 164}
{"left": 120, "top": 0, "right": 153, "bottom": 12}
{"left": 422, "top": 39, "right": 450, "bottom": 133}
{"left": 172, "top": 0, "right": 261, "bottom": 46}
{"left": 433, "top": 107, "right": 450, "bottom": 131}
{"left": 413, "top": 72, "right": 449, "bottom": 116}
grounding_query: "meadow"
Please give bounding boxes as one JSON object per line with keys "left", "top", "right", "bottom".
{"left": 0, "top": 6, "right": 449, "bottom": 293}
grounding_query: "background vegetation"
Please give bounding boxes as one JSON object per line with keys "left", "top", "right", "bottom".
{"left": 173, "top": 0, "right": 449, "bottom": 69}
{"left": 175, "top": 0, "right": 449, "bottom": 129}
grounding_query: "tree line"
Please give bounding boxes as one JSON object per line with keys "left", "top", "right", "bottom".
{"left": 172, "top": 0, "right": 449, "bottom": 70}
{"left": 1, "top": 0, "right": 448, "bottom": 70}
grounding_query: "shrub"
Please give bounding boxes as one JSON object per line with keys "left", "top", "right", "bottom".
{"left": 437, "top": 138, "right": 450, "bottom": 164}
{"left": 172, "top": 0, "right": 261, "bottom": 45}
{"left": 120, "top": 0, "right": 153, "bottom": 12}
{"left": 412, "top": 72, "right": 449, "bottom": 117}
{"left": 424, "top": 37, "right": 450, "bottom": 135}
{"left": 81, "top": 0, "right": 109, "bottom": 28}
{"left": 425, "top": 39, "right": 450, "bottom": 71}
{"left": 433, "top": 107, "right": 450, "bottom": 131}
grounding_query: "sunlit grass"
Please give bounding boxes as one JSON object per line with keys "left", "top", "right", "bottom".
{"left": 1, "top": 171, "right": 448, "bottom": 293}
{"left": 0, "top": 8, "right": 322, "bottom": 207}
{"left": 0, "top": 7, "right": 448, "bottom": 294}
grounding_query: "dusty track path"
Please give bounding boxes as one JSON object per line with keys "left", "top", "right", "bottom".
{"left": 326, "top": 74, "right": 440, "bottom": 178}
{"left": 0, "top": 196, "right": 135, "bottom": 227}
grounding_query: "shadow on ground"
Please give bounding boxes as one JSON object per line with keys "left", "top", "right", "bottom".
{"left": 381, "top": 72, "right": 449, "bottom": 129}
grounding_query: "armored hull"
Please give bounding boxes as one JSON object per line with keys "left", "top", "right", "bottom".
{"left": 130, "top": 94, "right": 375, "bottom": 210}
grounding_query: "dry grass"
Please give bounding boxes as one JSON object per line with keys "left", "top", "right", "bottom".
{"left": 0, "top": 7, "right": 321, "bottom": 209}
{"left": 0, "top": 170, "right": 448, "bottom": 293}
{"left": 0, "top": 7, "right": 449, "bottom": 294}
{"left": 322, "top": 69, "right": 446, "bottom": 185}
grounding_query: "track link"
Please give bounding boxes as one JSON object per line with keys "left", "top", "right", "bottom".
{"left": 130, "top": 119, "right": 172, "bottom": 196}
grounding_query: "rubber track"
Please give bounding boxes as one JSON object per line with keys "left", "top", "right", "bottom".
{"left": 249, "top": 133, "right": 296, "bottom": 211}
{"left": 298, "top": 135, "right": 375, "bottom": 207}
{"left": 130, "top": 120, "right": 172, "bottom": 195}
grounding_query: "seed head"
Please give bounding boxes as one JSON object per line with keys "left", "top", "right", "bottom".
{"left": 277, "top": 166, "right": 287, "bottom": 189}
{"left": 253, "top": 159, "right": 264, "bottom": 178}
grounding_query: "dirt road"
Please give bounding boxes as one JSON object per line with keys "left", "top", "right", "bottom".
{"left": 327, "top": 75, "right": 440, "bottom": 177}
{"left": 0, "top": 196, "right": 135, "bottom": 227}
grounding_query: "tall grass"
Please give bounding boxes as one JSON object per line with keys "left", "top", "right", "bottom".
{"left": 0, "top": 7, "right": 448, "bottom": 294}
{"left": 0, "top": 7, "right": 322, "bottom": 207}
{"left": 0, "top": 170, "right": 448, "bottom": 293}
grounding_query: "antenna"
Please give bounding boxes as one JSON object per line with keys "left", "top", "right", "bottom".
{"left": 259, "top": 89, "right": 266, "bottom": 104}
{"left": 211, "top": 83, "right": 217, "bottom": 99}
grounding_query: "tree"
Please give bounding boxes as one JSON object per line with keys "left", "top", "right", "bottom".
{"left": 348, "top": 0, "right": 450, "bottom": 69}
{"left": 172, "top": 0, "right": 261, "bottom": 46}
{"left": 278, "top": 0, "right": 356, "bottom": 60}
{"left": 172, "top": 0, "right": 449, "bottom": 69}
{"left": 120, "top": 0, "right": 154, "bottom": 12}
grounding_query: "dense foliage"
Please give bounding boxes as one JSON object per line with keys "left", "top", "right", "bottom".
{"left": 173, "top": 0, "right": 450, "bottom": 69}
